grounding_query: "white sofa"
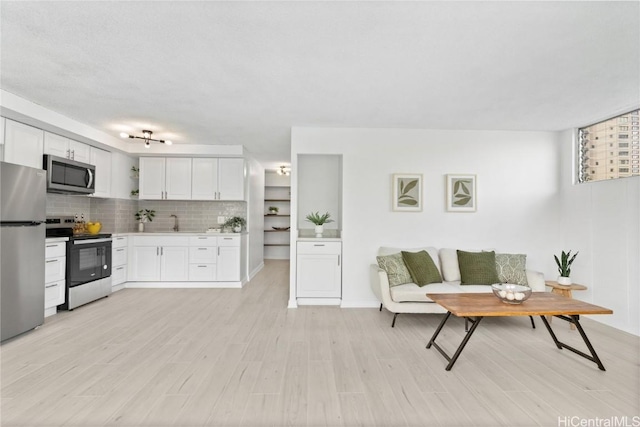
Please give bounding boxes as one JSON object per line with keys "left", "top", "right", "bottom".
{"left": 370, "top": 247, "right": 546, "bottom": 327}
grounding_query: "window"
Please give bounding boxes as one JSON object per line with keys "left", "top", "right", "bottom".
{"left": 579, "top": 109, "right": 640, "bottom": 182}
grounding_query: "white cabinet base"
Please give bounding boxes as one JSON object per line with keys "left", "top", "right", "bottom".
{"left": 126, "top": 281, "right": 243, "bottom": 289}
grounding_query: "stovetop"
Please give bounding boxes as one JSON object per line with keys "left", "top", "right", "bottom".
{"left": 45, "top": 216, "right": 111, "bottom": 240}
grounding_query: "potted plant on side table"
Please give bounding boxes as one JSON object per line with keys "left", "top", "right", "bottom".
{"left": 135, "top": 208, "right": 156, "bottom": 232}
{"left": 305, "top": 211, "right": 334, "bottom": 237}
{"left": 554, "top": 250, "right": 578, "bottom": 285}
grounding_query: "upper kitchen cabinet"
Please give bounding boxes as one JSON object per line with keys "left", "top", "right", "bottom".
{"left": 192, "top": 158, "right": 245, "bottom": 201}
{"left": 139, "top": 157, "right": 192, "bottom": 200}
{"left": 89, "top": 147, "right": 112, "bottom": 198}
{"left": 3, "top": 119, "right": 44, "bottom": 169}
{"left": 43, "top": 132, "right": 90, "bottom": 163}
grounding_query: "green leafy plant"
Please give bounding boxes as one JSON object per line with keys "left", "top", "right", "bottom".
{"left": 452, "top": 179, "right": 472, "bottom": 206}
{"left": 223, "top": 216, "right": 246, "bottom": 229}
{"left": 398, "top": 178, "right": 418, "bottom": 206}
{"left": 305, "top": 211, "right": 334, "bottom": 225}
{"left": 130, "top": 189, "right": 139, "bottom": 197}
{"left": 268, "top": 206, "right": 279, "bottom": 213}
{"left": 554, "top": 250, "right": 579, "bottom": 277}
{"left": 135, "top": 209, "right": 155, "bottom": 223}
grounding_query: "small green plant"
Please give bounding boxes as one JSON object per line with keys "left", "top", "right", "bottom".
{"left": 223, "top": 216, "right": 246, "bottom": 230}
{"left": 135, "top": 209, "right": 156, "bottom": 223}
{"left": 554, "top": 250, "right": 579, "bottom": 277}
{"left": 305, "top": 211, "right": 334, "bottom": 226}
{"left": 131, "top": 166, "right": 139, "bottom": 173}
{"left": 130, "top": 189, "right": 139, "bottom": 197}
{"left": 268, "top": 206, "right": 279, "bottom": 213}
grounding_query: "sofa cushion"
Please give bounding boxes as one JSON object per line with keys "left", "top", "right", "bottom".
{"left": 378, "top": 247, "right": 442, "bottom": 275}
{"left": 495, "top": 253, "right": 529, "bottom": 286}
{"left": 390, "top": 282, "right": 461, "bottom": 302}
{"left": 457, "top": 250, "right": 500, "bottom": 285}
{"left": 401, "top": 251, "right": 442, "bottom": 286}
{"left": 376, "top": 253, "right": 413, "bottom": 287}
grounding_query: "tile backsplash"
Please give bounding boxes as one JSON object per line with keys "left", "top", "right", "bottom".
{"left": 46, "top": 194, "right": 246, "bottom": 233}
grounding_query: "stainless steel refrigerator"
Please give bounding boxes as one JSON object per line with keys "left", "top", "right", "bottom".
{"left": 1, "top": 161, "right": 46, "bottom": 342}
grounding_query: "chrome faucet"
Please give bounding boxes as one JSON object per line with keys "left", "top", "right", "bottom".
{"left": 170, "top": 214, "right": 179, "bottom": 232}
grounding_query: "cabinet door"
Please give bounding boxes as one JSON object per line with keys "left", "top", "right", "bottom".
{"left": 217, "top": 246, "right": 240, "bottom": 281}
{"left": 90, "top": 147, "right": 112, "bottom": 198}
{"left": 139, "top": 157, "right": 165, "bottom": 199}
{"left": 4, "top": 120, "right": 44, "bottom": 169}
{"left": 44, "top": 132, "right": 71, "bottom": 158}
{"left": 165, "top": 158, "right": 192, "bottom": 200}
{"left": 69, "top": 140, "right": 90, "bottom": 163}
{"left": 218, "top": 158, "right": 244, "bottom": 200}
{"left": 131, "top": 246, "right": 161, "bottom": 281}
{"left": 296, "top": 253, "right": 341, "bottom": 298}
{"left": 191, "top": 158, "right": 218, "bottom": 200}
{"left": 161, "top": 246, "right": 189, "bottom": 281}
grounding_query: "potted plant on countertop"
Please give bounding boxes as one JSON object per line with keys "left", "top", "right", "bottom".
{"left": 305, "top": 211, "right": 333, "bottom": 237}
{"left": 268, "top": 206, "right": 279, "bottom": 215}
{"left": 554, "top": 250, "right": 578, "bottom": 285}
{"left": 135, "top": 208, "right": 156, "bottom": 232}
{"left": 223, "top": 216, "right": 246, "bottom": 233}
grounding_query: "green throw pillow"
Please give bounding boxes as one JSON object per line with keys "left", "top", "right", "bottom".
{"left": 377, "top": 253, "right": 413, "bottom": 287}
{"left": 401, "top": 251, "right": 442, "bottom": 287}
{"left": 495, "top": 253, "right": 528, "bottom": 286}
{"left": 457, "top": 250, "right": 500, "bottom": 285}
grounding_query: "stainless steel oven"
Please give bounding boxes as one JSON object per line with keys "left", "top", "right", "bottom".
{"left": 67, "top": 237, "right": 112, "bottom": 287}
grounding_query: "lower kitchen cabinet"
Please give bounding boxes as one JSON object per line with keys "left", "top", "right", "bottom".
{"left": 111, "top": 236, "right": 128, "bottom": 291}
{"left": 129, "top": 234, "right": 245, "bottom": 285}
{"left": 296, "top": 241, "right": 342, "bottom": 298}
{"left": 44, "top": 239, "right": 66, "bottom": 317}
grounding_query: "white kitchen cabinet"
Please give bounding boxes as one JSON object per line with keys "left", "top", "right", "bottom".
{"left": 139, "top": 157, "right": 192, "bottom": 200}
{"left": 191, "top": 158, "right": 244, "bottom": 201}
{"left": 111, "top": 236, "right": 128, "bottom": 291}
{"left": 90, "top": 147, "right": 112, "bottom": 198}
{"left": 110, "top": 152, "right": 138, "bottom": 199}
{"left": 216, "top": 236, "right": 241, "bottom": 281}
{"left": 130, "top": 236, "right": 189, "bottom": 282}
{"left": 4, "top": 119, "right": 44, "bottom": 169}
{"left": 43, "top": 132, "right": 91, "bottom": 163}
{"left": 44, "top": 240, "right": 66, "bottom": 317}
{"left": 296, "top": 241, "right": 342, "bottom": 298}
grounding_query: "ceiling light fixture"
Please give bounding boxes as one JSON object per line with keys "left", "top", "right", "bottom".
{"left": 120, "top": 130, "right": 172, "bottom": 148}
{"left": 276, "top": 165, "right": 290, "bottom": 176}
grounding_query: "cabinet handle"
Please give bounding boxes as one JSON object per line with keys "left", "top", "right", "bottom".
{"left": 116, "top": 267, "right": 124, "bottom": 271}
{"left": 161, "top": 247, "right": 164, "bottom": 256}
{"left": 198, "top": 237, "right": 207, "bottom": 239}
{"left": 116, "top": 248, "right": 124, "bottom": 252}
{"left": 198, "top": 248, "right": 207, "bottom": 250}
{"left": 157, "top": 247, "right": 159, "bottom": 256}
{"left": 218, "top": 247, "right": 220, "bottom": 256}
{"left": 116, "top": 237, "right": 125, "bottom": 241}
{"left": 45, "top": 284, "right": 57, "bottom": 289}
{"left": 45, "top": 259, "right": 58, "bottom": 264}
{"left": 197, "top": 265, "right": 207, "bottom": 268}
{"left": 66, "top": 149, "right": 70, "bottom": 159}
{"left": 314, "top": 244, "right": 325, "bottom": 247}
{"left": 46, "top": 244, "right": 58, "bottom": 248}
{"left": 338, "top": 255, "right": 340, "bottom": 266}
{"left": 223, "top": 238, "right": 232, "bottom": 240}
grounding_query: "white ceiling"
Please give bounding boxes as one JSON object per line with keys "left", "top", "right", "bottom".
{"left": 1, "top": 1, "right": 638, "bottom": 169}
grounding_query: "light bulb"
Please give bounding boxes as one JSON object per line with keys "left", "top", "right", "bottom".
{"left": 164, "top": 140, "right": 172, "bottom": 146}
{"left": 120, "top": 132, "right": 129, "bottom": 139}
{"left": 145, "top": 142, "right": 150, "bottom": 148}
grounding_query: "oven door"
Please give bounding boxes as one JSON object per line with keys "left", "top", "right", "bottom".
{"left": 67, "top": 238, "right": 112, "bottom": 287}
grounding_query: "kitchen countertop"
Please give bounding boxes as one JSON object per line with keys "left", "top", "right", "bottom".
{"left": 110, "top": 232, "right": 246, "bottom": 237}
{"left": 45, "top": 237, "right": 69, "bottom": 243}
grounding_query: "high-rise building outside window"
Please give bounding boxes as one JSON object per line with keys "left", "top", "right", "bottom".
{"left": 578, "top": 109, "right": 640, "bottom": 182}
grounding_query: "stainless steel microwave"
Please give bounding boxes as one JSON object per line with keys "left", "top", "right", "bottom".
{"left": 43, "top": 155, "right": 95, "bottom": 195}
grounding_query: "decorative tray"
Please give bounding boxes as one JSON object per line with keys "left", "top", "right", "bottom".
{"left": 272, "top": 227, "right": 291, "bottom": 231}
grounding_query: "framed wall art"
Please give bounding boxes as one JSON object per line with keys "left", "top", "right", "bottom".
{"left": 392, "top": 173, "right": 422, "bottom": 212}
{"left": 446, "top": 174, "right": 477, "bottom": 212}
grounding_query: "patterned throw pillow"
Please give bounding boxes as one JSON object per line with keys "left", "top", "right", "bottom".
{"left": 376, "top": 253, "right": 413, "bottom": 287}
{"left": 457, "top": 250, "right": 500, "bottom": 285}
{"left": 495, "top": 253, "right": 528, "bottom": 286}
{"left": 401, "top": 251, "right": 442, "bottom": 287}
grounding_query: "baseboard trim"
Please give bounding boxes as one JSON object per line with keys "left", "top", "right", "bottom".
{"left": 249, "top": 262, "right": 264, "bottom": 281}
{"left": 297, "top": 297, "right": 341, "bottom": 306}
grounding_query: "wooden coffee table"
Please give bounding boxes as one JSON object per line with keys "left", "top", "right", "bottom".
{"left": 426, "top": 292, "right": 613, "bottom": 371}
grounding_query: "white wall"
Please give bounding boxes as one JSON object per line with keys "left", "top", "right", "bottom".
{"left": 291, "top": 127, "right": 562, "bottom": 308}
{"left": 247, "top": 155, "right": 265, "bottom": 280}
{"left": 559, "top": 130, "right": 640, "bottom": 336}
{"left": 297, "top": 154, "right": 342, "bottom": 231}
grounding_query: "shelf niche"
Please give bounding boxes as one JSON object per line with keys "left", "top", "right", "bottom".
{"left": 264, "top": 171, "right": 291, "bottom": 259}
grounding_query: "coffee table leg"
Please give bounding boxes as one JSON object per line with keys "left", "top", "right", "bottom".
{"left": 540, "top": 315, "right": 606, "bottom": 371}
{"left": 426, "top": 311, "right": 452, "bottom": 349}
{"left": 445, "top": 316, "right": 483, "bottom": 371}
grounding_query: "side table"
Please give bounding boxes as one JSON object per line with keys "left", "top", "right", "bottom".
{"left": 545, "top": 281, "right": 588, "bottom": 329}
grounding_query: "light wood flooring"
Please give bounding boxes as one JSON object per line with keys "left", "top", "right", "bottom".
{"left": 1, "top": 260, "right": 639, "bottom": 426}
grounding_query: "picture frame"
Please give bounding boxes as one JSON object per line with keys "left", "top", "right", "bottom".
{"left": 446, "top": 174, "right": 477, "bottom": 212}
{"left": 392, "top": 173, "right": 422, "bottom": 212}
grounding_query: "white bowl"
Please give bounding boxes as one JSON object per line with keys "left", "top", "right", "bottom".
{"left": 491, "top": 283, "right": 532, "bottom": 304}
